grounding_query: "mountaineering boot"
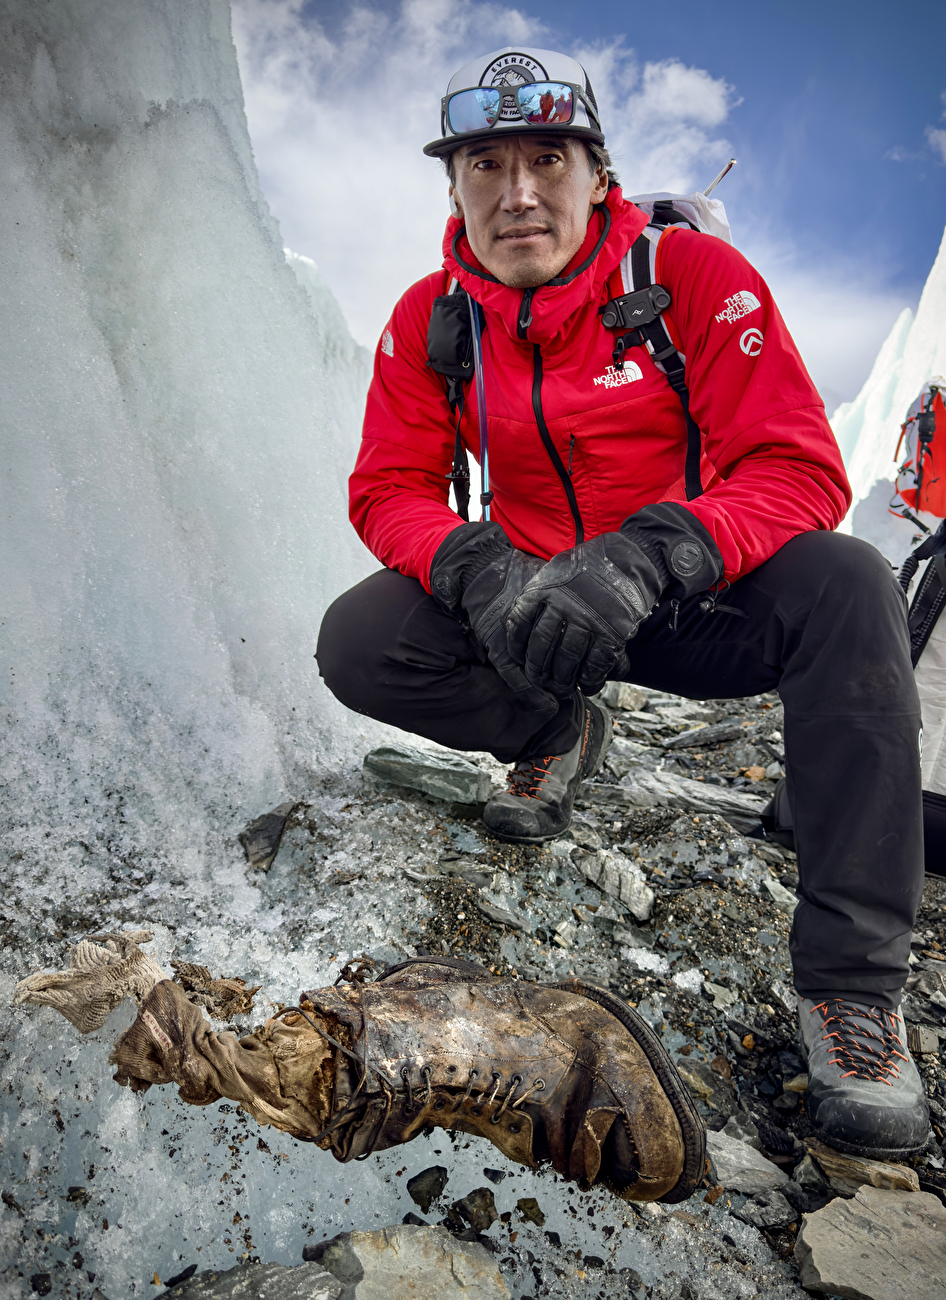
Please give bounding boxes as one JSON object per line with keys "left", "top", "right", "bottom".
{"left": 482, "top": 693, "right": 612, "bottom": 843}
{"left": 798, "top": 996, "right": 931, "bottom": 1158}
{"left": 12, "top": 930, "right": 166, "bottom": 1033}
{"left": 18, "top": 942, "right": 705, "bottom": 1204}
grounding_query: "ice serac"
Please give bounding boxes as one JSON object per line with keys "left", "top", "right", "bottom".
{"left": 834, "top": 224, "right": 946, "bottom": 563}
{"left": 0, "top": 0, "right": 375, "bottom": 884}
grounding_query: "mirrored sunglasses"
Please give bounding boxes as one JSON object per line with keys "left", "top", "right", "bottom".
{"left": 444, "top": 81, "right": 599, "bottom": 136}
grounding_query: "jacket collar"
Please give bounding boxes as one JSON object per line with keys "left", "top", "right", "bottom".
{"left": 442, "top": 188, "right": 647, "bottom": 350}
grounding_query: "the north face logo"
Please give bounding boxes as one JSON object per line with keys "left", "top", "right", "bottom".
{"left": 715, "top": 291, "right": 761, "bottom": 325}
{"left": 593, "top": 361, "right": 642, "bottom": 389}
{"left": 381, "top": 328, "right": 394, "bottom": 357}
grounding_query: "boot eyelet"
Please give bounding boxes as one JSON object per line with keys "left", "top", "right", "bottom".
{"left": 511, "top": 1074, "right": 523, "bottom": 1086}
{"left": 470, "top": 1106, "right": 483, "bottom": 1116}
{"left": 509, "top": 1123, "right": 521, "bottom": 1133}
{"left": 433, "top": 1099, "right": 445, "bottom": 1111}
{"left": 446, "top": 1065, "right": 457, "bottom": 1074}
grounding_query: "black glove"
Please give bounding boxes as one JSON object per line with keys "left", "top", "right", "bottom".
{"left": 505, "top": 503, "right": 723, "bottom": 698}
{"left": 429, "top": 523, "right": 559, "bottom": 719}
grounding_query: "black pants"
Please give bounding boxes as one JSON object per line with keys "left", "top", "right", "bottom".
{"left": 317, "top": 532, "right": 923, "bottom": 1009}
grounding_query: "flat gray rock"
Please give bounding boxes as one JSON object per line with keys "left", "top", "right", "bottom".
{"left": 706, "top": 1129, "right": 789, "bottom": 1194}
{"left": 238, "top": 802, "right": 296, "bottom": 870}
{"left": 795, "top": 1184, "right": 946, "bottom": 1299}
{"left": 164, "top": 1261, "right": 341, "bottom": 1299}
{"left": 308, "top": 1224, "right": 508, "bottom": 1299}
{"left": 364, "top": 746, "right": 490, "bottom": 805}
{"left": 575, "top": 849, "right": 654, "bottom": 921}
{"left": 595, "top": 682, "right": 647, "bottom": 711}
{"left": 475, "top": 899, "right": 529, "bottom": 931}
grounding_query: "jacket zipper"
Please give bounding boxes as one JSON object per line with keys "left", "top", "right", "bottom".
{"left": 531, "top": 343, "right": 584, "bottom": 545}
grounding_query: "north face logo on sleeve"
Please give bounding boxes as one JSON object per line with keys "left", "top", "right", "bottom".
{"left": 593, "top": 361, "right": 642, "bottom": 389}
{"left": 381, "top": 328, "right": 394, "bottom": 357}
{"left": 715, "top": 291, "right": 761, "bottom": 325}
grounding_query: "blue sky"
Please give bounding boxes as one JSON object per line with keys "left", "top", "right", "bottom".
{"left": 233, "top": 0, "right": 946, "bottom": 409}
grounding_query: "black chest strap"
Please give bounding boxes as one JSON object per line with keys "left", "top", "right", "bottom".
{"left": 602, "top": 230, "right": 703, "bottom": 501}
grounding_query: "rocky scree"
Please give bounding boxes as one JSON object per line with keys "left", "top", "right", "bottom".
{"left": 3, "top": 687, "right": 946, "bottom": 1299}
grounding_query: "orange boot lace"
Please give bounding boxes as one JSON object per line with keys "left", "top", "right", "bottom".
{"left": 504, "top": 755, "right": 562, "bottom": 800}
{"left": 810, "top": 999, "right": 911, "bottom": 1085}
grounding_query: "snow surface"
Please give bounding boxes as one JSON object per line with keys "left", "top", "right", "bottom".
{"left": 835, "top": 224, "right": 946, "bottom": 564}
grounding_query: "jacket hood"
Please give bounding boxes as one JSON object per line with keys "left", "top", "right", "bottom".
{"left": 442, "top": 187, "right": 647, "bottom": 350}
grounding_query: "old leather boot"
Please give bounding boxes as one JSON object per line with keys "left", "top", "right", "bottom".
{"left": 107, "top": 955, "right": 704, "bottom": 1204}
{"left": 13, "top": 931, "right": 167, "bottom": 1033}
{"left": 799, "top": 996, "right": 931, "bottom": 1158}
{"left": 482, "top": 693, "right": 612, "bottom": 844}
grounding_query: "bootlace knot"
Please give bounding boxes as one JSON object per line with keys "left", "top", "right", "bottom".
{"left": 505, "top": 756, "right": 561, "bottom": 800}
{"left": 811, "top": 999, "right": 909, "bottom": 1086}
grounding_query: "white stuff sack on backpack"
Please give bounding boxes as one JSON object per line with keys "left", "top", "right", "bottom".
{"left": 629, "top": 191, "right": 733, "bottom": 244}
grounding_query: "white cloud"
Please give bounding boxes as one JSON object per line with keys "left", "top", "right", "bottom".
{"left": 231, "top": 0, "right": 920, "bottom": 402}
{"left": 231, "top": 0, "right": 736, "bottom": 345}
{"left": 926, "top": 126, "right": 946, "bottom": 165}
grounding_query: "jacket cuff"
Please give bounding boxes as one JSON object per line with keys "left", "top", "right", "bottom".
{"left": 619, "top": 502, "right": 724, "bottom": 598}
{"left": 429, "top": 522, "right": 511, "bottom": 609}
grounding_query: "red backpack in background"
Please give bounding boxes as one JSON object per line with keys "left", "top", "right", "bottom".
{"left": 893, "top": 378, "right": 946, "bottom": 519}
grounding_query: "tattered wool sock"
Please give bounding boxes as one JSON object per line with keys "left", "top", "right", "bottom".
{"left": 13, "top": 930, "right": 168, "bottom": 1033}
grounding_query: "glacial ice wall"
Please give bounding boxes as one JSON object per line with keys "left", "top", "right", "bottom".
{"left": 834, "top": 224, "right": 946, "bottom": 562}
{"left": 0, "top": 0, "right": 377, "bottom": 872}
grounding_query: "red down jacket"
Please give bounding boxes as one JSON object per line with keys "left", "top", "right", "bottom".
{"left": 350, "top": 187, "right": 850, "bottom": 591}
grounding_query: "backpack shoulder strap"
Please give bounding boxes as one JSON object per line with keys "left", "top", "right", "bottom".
{"left": 610, "top": 226, "right": 703, "bottom": 501}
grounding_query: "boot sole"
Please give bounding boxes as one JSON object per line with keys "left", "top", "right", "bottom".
{"left": 550, "top": 978, "right": 706, "bottom": 1204}
{"left": 808, "top": 1124, "right": 933, "bottom": 1162}
{"left": 378, "top": 955, "right": 492, "bottom": 982}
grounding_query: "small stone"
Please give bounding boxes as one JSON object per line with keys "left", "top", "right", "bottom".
{"left": 406, "top": 1165, "right": 448, "bottom": 1214}
{"left": 452, "top": 1187, "right": 498, "bottom": 1233}
{"left": 364, "top": 745, "right": 490, "bottom": 805}
{"left": 238, "top": 801, "right": 295, "bottom": 871}
{"left": 805, "top": 1137, "right": 921, "bottom": 1194}
{"left": 703, "top": 980, "right": 738, "bottom": 1010}
{"left": 664, "top": 722, "right": 750, "bottom": 750}
{"left": 907, "top": 1024, "right": 941, "bottom": 1055}
{"left": 783, "top": 1072, "right": 809, "bottom": 1092}
{"left": 516, "top": 1196, "right": 546, "bottom": 1226}
{"left": 481, "top": 1168, "right": 507, "bottom": 1185}
{"left": 313, "top": 1224, "right": 508, "bottom": 1298}
{"left": 30, "top": 1277, "right": 52, "bottom": 1298}
{"left": 770, "top": 978, "right": 797, "bottom": 1014}
{"left": 402, "top": 1212, "right": 427, "bottom": 1227}
{"left": 166, "top": 1261, "right": 342, "bottom": 1299}
{"left": 706, "top": 1130, "right": 790, "bottom": 1194}
{"left": 704, "top": 1184, "right": 725, "bottom": 1205}
{"left": 743, "top": 765, "right": 767, "bottom": 781}
{"left": 795, "top": 1185, "right": 946, "bottom": 1300}
{"left": 733, "top": 1188, "right": 796, "bottom": 1229}
{"left": 722, "top": 1113, "right": 762, "bottom": 1150}
{"left": 596, "top": 682, "right": 648, "bottom": 712}
{"left": 764, "top": 761, "right": 784, "bottom": 780}
{"left": 762, "top": 876, "right": 798, "bottom": 913}
{"left": 475, "top": 900, "right": 529, "bottom": 931}
{"left": 793, "top": 1153, "right": 832, "bottom": 1196}
{"left": 564, "top": 815, "right": 603, "bottom": 851}
{"left": 576, "top": 849, "right": 654, "bottom": 921}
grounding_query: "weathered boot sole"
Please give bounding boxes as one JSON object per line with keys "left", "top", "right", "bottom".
{"left": 380, "top": 956, "right": 706, "bottom": 1204}
{"left": 551, "top": 978, "right": 707, "bottom": 1204}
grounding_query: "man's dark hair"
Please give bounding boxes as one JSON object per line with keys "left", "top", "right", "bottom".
{"left": 444, "top": 140, "right": 619, "bottom": 190}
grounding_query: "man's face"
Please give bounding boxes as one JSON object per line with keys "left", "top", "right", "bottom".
{"left": 449, "top": 135, "right": 608, "bottom": 288}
